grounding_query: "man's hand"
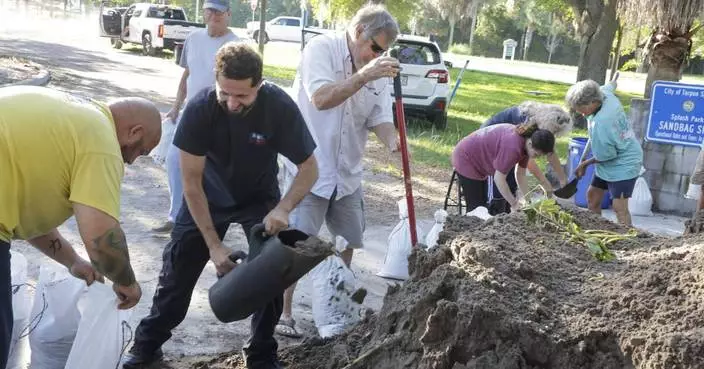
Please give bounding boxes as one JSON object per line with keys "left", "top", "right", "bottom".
{"left": 359, "top": 56, "right": 400, "bottom": 83}
{"left": 113, "top": 282, "right": 142, "bottom": 309}
{"left": 166, "top": 107, "right": 179, "bottom": 122}
{"left": 210, "top": 244, "right": 237, "bottom": 276}
{"left": 68, "top": 257, "right": 104, "bottom": 286}
{"left": 263, "top": 206, "right": 290, "bottom": 235}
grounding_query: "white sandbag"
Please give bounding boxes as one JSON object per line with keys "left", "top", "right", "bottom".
{"left": 65, "top": 283, "right": 132, "bottom": 369}
{"left": 466, "top": 206, "right": 492, "bottom": 220}
{"left": 8, "top": 251, "right": 30, "bottom": 369}
{"left": 311, "top": 236, "right": 363, "bottom": 338}
{"left": 149, "top": 117, "right": 177, "bottom": 167}
{"left": 377, "top": 200, "right": 424, "bottom": 281}
{"left": 686, "top": 183, "right": 701, "bottom": 200}
{"left": 425, "top": 209, "right": 448, "bottom": 250}
{"left": 29, "top": 264, "right": 86, "bottom": 369}
{"left": 629, "top": 177, "right": 653, "bottom": 216}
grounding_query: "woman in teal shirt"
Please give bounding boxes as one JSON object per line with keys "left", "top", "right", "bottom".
{"left": 566, "top": 73, "right": 643, "bottom": 226}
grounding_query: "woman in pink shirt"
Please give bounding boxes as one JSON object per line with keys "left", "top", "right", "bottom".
{"left": 452, "top": 123, "right": 556, "bottom": 213}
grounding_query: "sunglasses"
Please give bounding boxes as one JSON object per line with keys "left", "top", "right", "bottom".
{"left": 370, "top": 37, "right": 387, "bottom": 54}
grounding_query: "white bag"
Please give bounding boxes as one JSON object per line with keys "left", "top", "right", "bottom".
{"left": 65, "top": 283, "right": 133, "bottom": 369}
{"left": 29, "top": 264, "right": 85, "bottom": 369}
{"left": 377, "top": 200, "right": 424, "bottom": 280}
{"left": 629, "top": 176, "right": 653, "bottom": 216}
{"left": 425, "top": 209, "right": 448, "bottom": 250}
{"left": 311, "top": 236, "right": 363, "bottom": 338}
{"left": 466, "top": 206, "right": 492, "bottom": 220}
{"left": 686, "top": 183, "right": 701, "bottom": 200}
{"left": 149, "top": 117, "right": 177, "bottom": 167}
{"left": 8, "top": 251, "right": 30, "bottom": 369}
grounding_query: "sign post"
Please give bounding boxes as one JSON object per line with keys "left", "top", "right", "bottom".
{"left": 250, "top": 0, "right": 257, "bottom": 21}
{"left": 647, "top": 81, "right": 704, "bottom": 147}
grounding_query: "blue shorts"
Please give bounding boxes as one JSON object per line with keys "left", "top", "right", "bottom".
{"left": 592, "top": 176, "right": 637, "bottom": 199}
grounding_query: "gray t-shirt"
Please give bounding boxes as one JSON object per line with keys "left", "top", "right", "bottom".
{"left": 180, "top": 28, "right": 239, "bottom": 103}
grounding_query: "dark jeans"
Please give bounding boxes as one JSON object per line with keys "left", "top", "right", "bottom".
{"left": 132, "top": 202, "right": 282, "bottom": 367}
{"left": 457, "top": 173, "right": 488, "bottom": 213}
{"left": 1, "top": 241, "right": 11, "bottom": 369}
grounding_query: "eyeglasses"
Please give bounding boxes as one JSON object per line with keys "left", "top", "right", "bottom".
{"left": 370, "top": 36, "right": 387, "bottom": 54}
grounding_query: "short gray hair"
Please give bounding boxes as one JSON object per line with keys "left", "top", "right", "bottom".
{"left": 349, "top": 4, "right": 399, "bottom": 43}
{"left": 518, "top": 101, "right": 573, "bottom": 137}
{"left": 565, "top": 80, "right": 604, "bottom": 110}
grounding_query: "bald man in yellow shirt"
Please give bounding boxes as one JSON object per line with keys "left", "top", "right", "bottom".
{"left": 0, "top": 86, "right": 161, "bottom": 367}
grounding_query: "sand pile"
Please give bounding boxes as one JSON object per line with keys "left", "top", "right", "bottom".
{"left": 188, "top": 204, "right": 704, "bottom": 369}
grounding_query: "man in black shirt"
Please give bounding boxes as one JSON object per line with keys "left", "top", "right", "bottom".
{"left": 122, "top": 42, "right": 318, "bottom": 369}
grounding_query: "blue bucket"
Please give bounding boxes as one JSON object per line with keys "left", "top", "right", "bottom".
{"left": 568, "top": 137, "right": 611, "bottom": 209}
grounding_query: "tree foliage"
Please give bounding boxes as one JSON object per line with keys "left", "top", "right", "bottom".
{"left": 308, "top": 0, "right": 418, "bottom": 29}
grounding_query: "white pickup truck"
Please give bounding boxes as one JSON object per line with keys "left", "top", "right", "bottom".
{"left": 246, "top": 16, "right": 331, "bottom": 43}
{"left": 99, "top": 3, "right": 204, "bottom": 56}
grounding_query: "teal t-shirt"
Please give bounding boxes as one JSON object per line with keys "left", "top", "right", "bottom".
{"left": 586, "top": 84, "right": 643, "bottom": 181}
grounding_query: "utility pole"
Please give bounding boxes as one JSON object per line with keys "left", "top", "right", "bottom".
{"left": 258, "top": 0, "right": 266, "bottom": 57}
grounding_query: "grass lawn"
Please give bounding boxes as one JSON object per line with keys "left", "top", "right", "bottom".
{"left": 261, "top": 65, "right": 641, "bottom": 169}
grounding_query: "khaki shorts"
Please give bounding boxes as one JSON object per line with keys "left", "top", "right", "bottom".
{"left": 289, "top": 187, "right": 365, "bottom": 248}
{"left": 692, "top": 150, "right": 704, "bottom": 185}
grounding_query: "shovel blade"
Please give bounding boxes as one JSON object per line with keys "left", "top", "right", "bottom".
{"left": 554, "top": 178, "right": 579, "bottom": 199}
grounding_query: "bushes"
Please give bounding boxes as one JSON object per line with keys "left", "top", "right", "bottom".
{"left": 620, "top": 59, "right": 640, "bottom": 72}
{"left": 449, "top": 43, "right": 472, "bottom": 55}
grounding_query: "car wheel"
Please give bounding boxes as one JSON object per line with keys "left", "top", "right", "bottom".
{"left": 142, "top": 33, "right": 155, "bottom": 56}
{"left": 111, "top": 39, "right": 123, "bottom": 49}
{"left": 432, "top": 112, "right": 448, "bottom": 130}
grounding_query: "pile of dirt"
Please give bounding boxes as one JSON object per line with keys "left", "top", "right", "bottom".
{"left": 185, "top": 205, "right": 704, "bottom": 369}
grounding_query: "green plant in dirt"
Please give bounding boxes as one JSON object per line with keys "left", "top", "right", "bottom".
{"left": 522, "top": 198, "right": 637, "bottom": 262}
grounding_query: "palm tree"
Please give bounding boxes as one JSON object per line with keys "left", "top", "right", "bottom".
{"left": 623, "top": 0, "right": 704, "bottom": 97}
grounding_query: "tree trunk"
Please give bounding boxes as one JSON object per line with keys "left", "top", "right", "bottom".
{"left": 447, "top": 14, "right": 456, "bottom": 51}
{"left": 518, "top": 28, "right": 526, "bottom": 60}
{"left": 468, "top": 3, "right": 479, "bottom": 55}
{"left": 523, "top": 25, "right": 534, "bottom": 61}
{"left": 570, "top": 0, "right": 619, "bottom": 84}
{"left": 644, "top": 29, "right": 691, "bottom": 98}
{"left": 258, "top": 0, "right": 267, "bottom": 57}
{"left": 609, "top": 20, "right": 623, "bottom": 81}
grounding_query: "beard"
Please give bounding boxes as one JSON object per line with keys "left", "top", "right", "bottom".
{"left": 218, "top": 98, "right": 256, "bottom": 118}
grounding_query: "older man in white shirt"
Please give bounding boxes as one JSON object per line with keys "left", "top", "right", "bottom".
{"left": 277, "top": 4, "right": 401, "bottom": 338}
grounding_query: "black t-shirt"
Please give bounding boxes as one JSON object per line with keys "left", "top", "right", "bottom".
{"left": 173, "top": 82, "right": 316, "bottom": 211}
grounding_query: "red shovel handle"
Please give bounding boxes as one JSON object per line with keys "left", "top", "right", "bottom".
{"left": 393, "top": 75, "right": 418, "bottom": 247}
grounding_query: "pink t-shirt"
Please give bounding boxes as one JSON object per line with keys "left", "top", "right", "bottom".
{"left": 452, "top": 124, "right": 529, "bottom": 180}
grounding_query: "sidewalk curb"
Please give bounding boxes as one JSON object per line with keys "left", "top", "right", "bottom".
{"left": 7, "top": 68, "right": 51, "bottom": 87}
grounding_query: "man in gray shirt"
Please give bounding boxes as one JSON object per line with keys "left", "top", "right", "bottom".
{"left": 152, "top": 0, "right": 239, "bottom": 233}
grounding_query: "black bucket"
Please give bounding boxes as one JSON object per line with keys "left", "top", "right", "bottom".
{"left": 209, "top": 224, "right": 332, "bottom": 323}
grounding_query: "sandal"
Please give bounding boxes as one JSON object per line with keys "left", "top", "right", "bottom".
{"left": 275, "top": 317, "right": 303, "bottom": 338}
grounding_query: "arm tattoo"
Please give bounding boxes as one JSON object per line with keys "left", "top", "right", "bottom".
{"left": 49, "top": 238, "right": 62, "bottom": 256}
{"left": 89, "top": 226, "right": 137, "bottom": 286}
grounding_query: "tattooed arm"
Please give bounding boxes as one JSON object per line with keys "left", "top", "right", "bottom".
{"left": 28, "top": 229, "right": 102, "bottom": 285}
{"left": 72, "top": 203, "right": 142, "bottom": 309}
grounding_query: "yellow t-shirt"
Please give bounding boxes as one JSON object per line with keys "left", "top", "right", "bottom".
{"left": 0, "top": 86, "right": 124, "bottom": 242}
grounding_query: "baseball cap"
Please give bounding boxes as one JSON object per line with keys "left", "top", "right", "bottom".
{"left": 204, "top": 0, "right": 229, "bottom": 12}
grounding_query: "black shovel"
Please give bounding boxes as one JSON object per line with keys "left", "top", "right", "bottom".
{"left": 553, "top": 177, "right": 579, "bottom": 199}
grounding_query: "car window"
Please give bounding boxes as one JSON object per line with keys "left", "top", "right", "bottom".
{"left": 125, "top": 6, "right": 135, "bottom": 17}
{"left": 287, "top": 18, "right": 300, "bottom": 27}
{"left": 147, "top": 7, "right": 186, "bottom": 20}
{"left": 391, "top": 42, "right": 441, "bottom": 65}
{"left": 133, "top": 9, "right": 142, "bottom": 17}
{"left": 273, "top": 18, "right": 286, "bottom": 25}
